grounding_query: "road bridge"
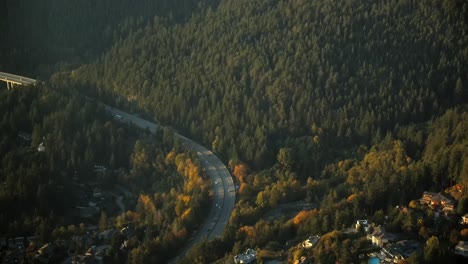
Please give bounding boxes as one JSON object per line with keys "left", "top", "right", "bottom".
{"left": 2, "top": 72, "right": 235, "bottom": 261}
{"left": 0, "top": 71, "right": 37, "bottom": 89}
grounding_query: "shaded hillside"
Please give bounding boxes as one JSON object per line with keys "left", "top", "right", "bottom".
{"left": 0, "top": 0, "right": 218, "bottom": 75}
{"left": 73, "top": 0, "right": 468, "bottom": 174}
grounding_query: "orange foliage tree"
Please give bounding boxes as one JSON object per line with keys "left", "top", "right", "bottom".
{"left": 293, "top": 209, "right": 318, "bottom": 225}
{"left": 233, "top": 163, "right": 249, "bottom": 183}
{"left": 239, "top": 225, "right": 255, "bottom": 238}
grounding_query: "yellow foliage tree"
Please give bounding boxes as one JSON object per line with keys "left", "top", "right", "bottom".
{"left": 165, "top": 150, "right": 176, "bottom": 165}
{"left": 181, "top": 208, "right": 192, "bottom": 221}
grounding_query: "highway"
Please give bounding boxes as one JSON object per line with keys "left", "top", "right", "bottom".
{"left": 1, "top": 71, "right": 235, "bottom": 261}
{"left": 0, "top": 71, "right": 36, "bottom": 86}
{"left": 101, "top": 104, "right": 236, "bottom": 262}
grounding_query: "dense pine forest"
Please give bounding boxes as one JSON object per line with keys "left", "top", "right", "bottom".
{"left": 0, "top": 85, "right": 210, "bottom": 262}
{"left": 72, "top": 0, "right": 468, "bottom": 172}
{"left": 1, "top": 0, "right": 468, "bottom": 263}
{"left": 0, "top": 0, "right": 217, "bottom": 75}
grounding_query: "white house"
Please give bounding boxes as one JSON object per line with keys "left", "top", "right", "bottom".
{"left": 355, "top": 220, "right": 370, "bottom": 232}
{"left": 368, "top": 226, "right": 397, "bottom": 247}
{"left": 302, "top": 235, "right": 320, "bottom": 248}
{"left": 455, "top": 241, "right": 468, "bottom": 257}
{"left": 461, "top": 214, "right": 468, "bottom": 225}
{"left": 234, "top": 248, "right": 256, "bottom": 264}
{"left": 37, "top": 142, "right": 46, "bottom": 152}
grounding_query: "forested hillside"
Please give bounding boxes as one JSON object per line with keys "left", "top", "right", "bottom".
{"left": 0, "top": 0, "right": 218, "bottom": 75}
{"left": 72, "top": 0, "right": 468, "bottom": 175}
{"left": 0, "top": 86, "right": 131, "bottom": 227}
{"left": 1, "top": 0, "right": 468, "bottom": 263}
{"left": 0, "top": 85, "right": 211, "bottom": 263}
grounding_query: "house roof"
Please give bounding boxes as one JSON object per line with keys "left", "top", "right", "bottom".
{"left": 387, "top": 240, "right": 420, "bottom": 258}
{"left": 457, "top": 241, "right": 468, "bottom": 250}
{"left": 422, "top": 192, "right": 454, "bottom": 205}
{"left": 235, "top": 249, "right": 256, "bottom": 264}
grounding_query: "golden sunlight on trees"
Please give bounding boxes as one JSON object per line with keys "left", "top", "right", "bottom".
{"left": 239, "top": 225, "right": 255, "bottom": 238}
{"left": 346, "top": 193, "right": 359, "bottom": 203}
{"left": 233, "top": 163, "right": 249, "bottom": 183}
{"left": 461, "top": 228, "right": 468, "bottom": 239}
{"left": 293, "top": 209, "right": 318, "bottom": 225}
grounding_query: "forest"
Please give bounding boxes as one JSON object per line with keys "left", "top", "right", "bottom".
{"left": 71, "top": 0, "right": 468, "bottom": 173}
{"left": 0, "top": 0, "right": 218, "bottom": 76}
{"left": 0, "top": 85, "right": 211, "bottom": 263}
{"left": 1, "top": 0, "right": 468, "bottom": 263}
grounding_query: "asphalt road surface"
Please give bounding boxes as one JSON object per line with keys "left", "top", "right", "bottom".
{"left": 102, "top": 104, "right": 236, "bottom": 262}
{"left": 1, "top": 71, "right": 234, "bottom": 261}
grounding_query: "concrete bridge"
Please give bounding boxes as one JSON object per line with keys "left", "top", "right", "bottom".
{"left": 1, "top": 71, "right": 235, "bottom": 261}
{"left": 0, "top": 71, "right": 37, "bottom": 89}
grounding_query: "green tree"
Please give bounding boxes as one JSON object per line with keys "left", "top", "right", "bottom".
{"left": 424, "top": 236, "right": 440, "bottom": 263}
{"left": 99, "top": 211, "right": 108, "bottom": 232}
{"left": 277, "top": 148, "right": 293, "bottom": 170}
{"left": 458, "top": 197, "right": 468, "bottom": 215}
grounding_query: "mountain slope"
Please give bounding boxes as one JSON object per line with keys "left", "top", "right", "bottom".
{"left": 73, "top": 0, "right": 468, "bottom": 173}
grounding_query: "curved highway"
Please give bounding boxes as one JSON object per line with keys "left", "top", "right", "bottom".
{"left": 1, "top": 72, "right": 235, "bottom": 261}
{"left": 102, "top": 105, "right": 236, "bottom": 262}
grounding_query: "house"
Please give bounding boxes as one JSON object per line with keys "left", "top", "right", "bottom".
{"left": 296, "top": 256, "right": 310, "bottom": 264}
{"left": 368, "top": 226, "right": 397, "bottom": 247}
{"left": 234, "top": 248, "right": 256, "bottom": 264}
{"left": 301, "top": 235, "right": 320, "bottom": 248}
{"left": 419, "top": 191, "right": 454, "bottom": 212}
{"left": 443, "top": 203, "right": 455, "bottom": 213}
{"left": 37, "top": 243, "right": 53, "bottom": 255}
{"left": 420, "top": 192, "right": 438, "bottom": 205}
{"left": 355, "top": 220, "right": 370, "bottom": 232}
{"left": 35, "top": 243, "right": 56, "bottom": 263}
{"left": 461, "top": 214, "right": 468, "bottom": 225}
{"left": 384, "top": 240, "right": 420, "bottom": 260}
{"left": 455, "top": 241, "right": 468, "bottom": 257}
{"left": 37, "top": 142, "right": 46, "bottom": 152}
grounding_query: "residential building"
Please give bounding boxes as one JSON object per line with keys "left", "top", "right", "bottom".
{"left": 37, "top": 142, "right": 46, "bottom": 152}
{"left": 301, "top": 235, "right": 320, "bottom": 248}
{"left": 455, "top": 241, "right": 468, "bottom": 258}
{"left": 355, "top": 220, "right": 370, "bottom": 232}
{"left": 385, "top": 240, "right": 420, "bottom": 260}
{"left": 461, "top": 214, "right": 468, "bottom": 225}
{"left": 368, "top": 226, "right": 397, "bottom": 247}
{"left": 419, "top": 191, "right": 454, "bottom": 212}
{"left": 234, "top": 248, "right": 256, "bottom": 264}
